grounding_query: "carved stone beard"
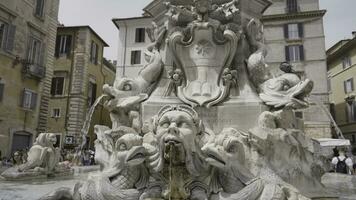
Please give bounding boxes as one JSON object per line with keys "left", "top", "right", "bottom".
{"left": 157, "top": 135, "right": 205, "bottom": 176}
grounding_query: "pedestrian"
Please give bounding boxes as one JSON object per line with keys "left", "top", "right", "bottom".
{"left": 331, "top": 147, "right": 353, "bottom": 175}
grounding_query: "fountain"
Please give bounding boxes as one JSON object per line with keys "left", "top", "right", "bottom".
{"left": 6, "top": 0, "right": 356, "bottom": 199}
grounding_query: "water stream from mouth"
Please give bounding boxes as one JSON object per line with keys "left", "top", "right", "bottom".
{"left": 76, "top": 94, "right": 108, "bottom": 159}
{"left": 169, "top": 143, "right": 173, "bottom": 200}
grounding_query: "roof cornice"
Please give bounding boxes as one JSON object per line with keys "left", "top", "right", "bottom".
{"left": 262, "top": 10, "right": 326, "bottom": 22}
{"left": 327, "top": 38, "right": 356, "bottom": 65}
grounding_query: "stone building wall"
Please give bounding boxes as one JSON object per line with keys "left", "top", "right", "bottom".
{"left": 46, "top": 26, "right": 115, "bottom": 149}
{"left": 0, "top": 0, "right": 59, "bottom": 157}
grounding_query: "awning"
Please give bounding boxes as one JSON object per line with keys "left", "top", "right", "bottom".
{"left": 314, "top": 138, "right": 351, "bottom": 147}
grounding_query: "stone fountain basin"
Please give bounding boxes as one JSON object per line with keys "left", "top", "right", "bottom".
{"left": 0, "top": 165, "right": 99, "bottom": 200}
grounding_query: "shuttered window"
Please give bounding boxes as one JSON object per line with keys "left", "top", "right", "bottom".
{"left": 284, "top": 23, "right": 303, "bottom": 39}
{"left": 21, "top": 89, "right": 37, "bottom": 110}
{"left": 286, "top": 0, "right": 299, "bottom": 13}
{"left": 285, "top": 45, "right": 304, "bottom": 62}
{"left": 35, "top": 0, "right": 45, "bottom": 17}
{"left": 0, "top": 21, "right": 16, "bottom": 53}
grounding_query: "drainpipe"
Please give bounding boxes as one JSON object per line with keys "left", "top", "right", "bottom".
{"left": 122, "top": 21, "right": 128, "bottom": 77}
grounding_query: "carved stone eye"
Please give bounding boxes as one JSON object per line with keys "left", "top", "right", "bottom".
{"left": 118, "top": 143, "right": 127, "bottom": 151}
{"left": 161, "top": 122, "right": 170, "bottom": 128}
{"left": 226, "top": 144, "right": 238, "bottom": 153}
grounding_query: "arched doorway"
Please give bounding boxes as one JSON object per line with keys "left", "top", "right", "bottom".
{"left": 11, "top": 131, "right": 32, "bottom": 153}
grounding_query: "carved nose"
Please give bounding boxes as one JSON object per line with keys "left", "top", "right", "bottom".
{"left": 168, "top": 123, "right": 179, "bottom": 135}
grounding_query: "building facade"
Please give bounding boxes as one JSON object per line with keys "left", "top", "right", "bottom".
{"left": 113, "top": 0, "right": 331, "bottom": 139}
{"left": 0, "top": 0, "right": 59, "bottom": 157}
{"left": 262, "top": 0, "right": 331, "bottom": 138}
{"left": 46, "top": 26, "right": 115, "bottom": 149}
{"left": 327, "top": 32, "right": 356, "bottom": 152}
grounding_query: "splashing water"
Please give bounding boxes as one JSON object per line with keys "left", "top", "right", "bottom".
{"left": 311, "top": 98, "right": 344, "bottom": 139}
{"left": 77, "top": 94, "right": 108, "bottom": 158}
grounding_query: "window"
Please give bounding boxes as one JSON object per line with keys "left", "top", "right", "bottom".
{"left": 0, "top": 21, "right": 16, "bottom": 52}
{"left": 284, "top": 23, "right": 303, "bottom": 39}
{"left": 295, "top": 111, "right": 303, "bottom": 119}
{"left": 344, "top": 78, "right": 354, "bottom": 94}
{"left": 346, "top": 101, "right": 356, "bottom": 123}
{"left": 352, "top": 135, "right": 356, "bottom": 144}
{"left": 135, "top": 28, "right": 145, "bottom": 43}
{"left": 27, "top": 37, "right": 44, "bottom": 65}
{"left": 55, "top": 35, "right": 72, "bottom": 57}
{"left": 52, "top": 108, "right": 60, "bottom": 118}
{"left": 0, "top": 81, "right": 4, "bottom": 102}
{"left": 286, "top": 0, "right": 299, "bottom": 13}
{"left": 90, "top": 41, "right": 98, "bottom": 64}
{"left": 51, "top": 77, "right": 65, "bottom": 95}
{"left": 22, "top": 89, "right": 37, "bottom": 110}
{"left": 285, "top": 45, "right": 304, "bottom": 62}
{"left": 88, "top": 81, "right": 97, "bottom": 106}
{"left": 342, "top": 56, "right": 352, "bottom": 69}
{"left": 131, "top": 50, "right": 141, "bottom": 65}
{"left": 35, "top": 0, "right": 45, "bottom": 17}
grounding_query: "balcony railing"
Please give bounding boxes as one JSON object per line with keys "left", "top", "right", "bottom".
{"left": 22, "top": 61, "right": 46, "bottom": 80}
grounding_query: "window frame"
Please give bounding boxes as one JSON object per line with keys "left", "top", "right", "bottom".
{"left": 51, "top": 76, "right": 65, "bottom": 96}
{"left": 131, "top": 50, "right": 141, "bottom": 65}
{"left": 22, "top": 88, "right": 37, "bottom": 110}
{"left": 90, "top": 41, "right": 98, "bottom": 64}
{"left": 285, "top": 45, "right": 304, "bottom": 62}
{"left": 344, "top": 78, "right": 354, "bottom": 94}
{"left": 342, "top": 56, "right": 352, "bottom": 69}
{"left": 135, "top": 28, "right": 146, "bottom": 43}
{"left": 55, "top": 35, "right": 72, "bottom": 57}
{"left": 52, "top": 108, "right": 61, "bottom": 118}
{"left": 88, "top": 81, "right": 97, "bottom": 106}
{"left": 286, "top": 0, "right": 299, "bottom": 13}
{"left": 346, "top": 100, "right": 356, "bottom": 123}
{"left": 34, "top": 0, "right": 45, "bottom": 18}
{"left": 27, "top": 36, "right": 43, "bottom": 65}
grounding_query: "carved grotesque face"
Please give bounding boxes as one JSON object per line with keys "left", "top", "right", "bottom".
{"left": 156, "top": 110, "right": 199, "bottom": 165}
{"left": 194, "top": 0, "right": 212, "bottom": 14}
{"left": 113, "top": 133, "right": 146, "bottom": 167}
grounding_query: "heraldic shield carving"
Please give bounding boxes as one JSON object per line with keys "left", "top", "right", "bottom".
{"left": 169, "top": 23, "right": 239, "bottom": 107}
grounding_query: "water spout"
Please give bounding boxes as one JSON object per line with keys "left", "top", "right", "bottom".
{"left": 77, "top": 94, "right": 108, "bottom": 158}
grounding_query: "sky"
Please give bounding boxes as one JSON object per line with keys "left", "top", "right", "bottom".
{"left": 58, "top": 0, "right": 356, "bottom": 60}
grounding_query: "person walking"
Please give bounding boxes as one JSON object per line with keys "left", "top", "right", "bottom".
{"left": 331, "top": 147, "right": 353, "bottom": 175}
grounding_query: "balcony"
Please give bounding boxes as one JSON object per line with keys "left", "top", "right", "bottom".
{"left": 22, "top": 62, "right": 46, "bottom": 80}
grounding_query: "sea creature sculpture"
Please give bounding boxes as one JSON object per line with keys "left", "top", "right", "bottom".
{"left": 202, "top": 128, "right": 310, "bottom": 200}
{"left": 103, "top": 48, "right": 163, "bottom": 132}
{"left": 259, "top": 62, "right": 314, "bottom": 109}
{"left": 1, "top": 133, "right": 69, "bottom": 180}
{"left": 40, "top": 130, "right": 149, "bottom": 200}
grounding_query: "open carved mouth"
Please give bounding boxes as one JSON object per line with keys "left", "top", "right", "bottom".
{"left": 206, "top": 152, "right": 226, "bottom": 166}
{"left": 127, "top": 152, "right": 145, "bottom": 162}
{"left": 164, "top": 135, "right": 182, "bottom": 146}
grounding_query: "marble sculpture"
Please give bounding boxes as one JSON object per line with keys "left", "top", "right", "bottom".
{"left": 40, "top": 0, "right": 330, "bottom": 199}
{"left": 1, "top": 133, "right": 73, "bottom": 180}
